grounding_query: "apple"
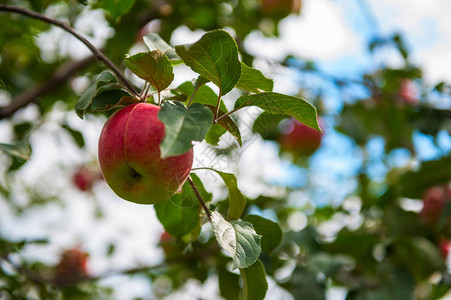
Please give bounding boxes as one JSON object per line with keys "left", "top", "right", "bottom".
{"left": 160, "top": 231, "right": 179, "bottom": 257}
{"left": 260, "top": 0, "right": 302, "bottom": 19}
{"left": 55, "top": 248, "right": 89, "bottom": 283}
{"left": 420, "top": 186, "right": 448, "bottom": 227}
{"left": 279, "top": 118, "right": 323, "bottom": 157}
{"left": 72, "top": 165, "right": 103, "bottom": 192}
{"left": 439, "top": 239, "right": 451, "bottom": 259}
{"left": 398, "top": 79, "right": 419, "bottom": 105}
{"left": 98, "top": 103, "right": 193, "bottom": 205}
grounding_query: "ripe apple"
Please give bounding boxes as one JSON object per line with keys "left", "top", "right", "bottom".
{"left": 260, "top": 0, "right": 302, "bottom": 19}
{"left": 72, "top": 165, "right": 103, "bottom": 192}
{"left": 279, "top": 118, "right": 323, "bottom": 157}
{"left": 55, "top": 248, "right": 89, "bottom": 283}
{"left": 160, "top": 231, "right": 179, "bottom": 257}
{"left": 439, "top": 239, "right": 451, "bottom": 259}
{"left": 398, "top": 79, "right": 419, "bottom": 105}
{"left": 98, "top": 103, "right": 193, "bottom": 205}
{"left": 420, "top": 186, "right": 448, "bottom": 227}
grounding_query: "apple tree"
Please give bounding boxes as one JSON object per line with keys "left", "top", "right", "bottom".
{"left": 0, "top": 1, "right": 450, "bottom": 300}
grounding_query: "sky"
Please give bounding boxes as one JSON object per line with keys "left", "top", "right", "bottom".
{"left": 1, "top": 0, "right": 451, "bottom": 299}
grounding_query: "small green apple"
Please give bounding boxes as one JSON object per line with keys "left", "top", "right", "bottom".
{"left": 98, "top": 103, "right": 193, "bottom": 205}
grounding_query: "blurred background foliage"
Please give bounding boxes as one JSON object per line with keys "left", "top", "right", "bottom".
{"left": 0, "top": 0, "right": 451, "bottom": 299}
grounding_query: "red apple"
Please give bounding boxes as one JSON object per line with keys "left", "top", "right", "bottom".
{"left": 260, "top": 0, "right": 301, "bottom": 19}
{"left": 439, "top": 239, "right": 451, "bottom": 259}
{"left": 398, "top": 79, "right": 419, "bottom": 105}
{"left": 159, "top": 231, "right": 178, "bottom": 256}
{"left": 279, "top": 118, "right": 323, "bottom": 157}
{"left": 55, "top": 248, "right": 89, "bottom": 283}
{"left": 421, "top": 186, "right": 447, "bottom": 227}
{"left": 72, "top": 165, "right": 103, "bottom": 192}
{"left": 98, "top": 103, "right": 193, "bottom": 205}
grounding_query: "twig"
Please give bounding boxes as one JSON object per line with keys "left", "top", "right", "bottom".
{"left": 215, "top": 107, "right": 239, "bottom": 123}
{"left": 0, "top": 55, "right": 96, "bottom": 119}
{"left": 0, "top": 4, "right": 138, "bottom": 97}
{"left": 187, "top": 176, "right": 211, "bottom": 221}
{"left": 213, "top": 87, "right": 223, "bottom": 122}
{"left": 187, "top": 85, "right": 201, "bottom": 108}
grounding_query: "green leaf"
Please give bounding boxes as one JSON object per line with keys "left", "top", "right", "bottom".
{"left": 211, "top": 211, "right": 261, "bottom": 269}
{"left": 158, "top": 101, "right": 213, "bottom": 158}
{"left": 243, "top": 215, "right": 282, "bottom": 253}
{"left": 218, "top": 268, "right": 241, "bottom": 300}
{"left": 398, "top": 155, "right": 451, "bottom": 199}
{"left": 155, "top": 174, "right": 210, "bottom": 237}
{"left": 213, "top": 107, "right": 242, "bottom": 146}
{"left": 205, "top": 124, "right": 227, "bottom": 146}
{"left": 103, "top": 0, "right": 135, "bottom": 20}
{"left": 175, "top": 29, "right": 241, "bottom": 95}
{"left": 234, "top": 92, "right": 321, "bottom": 131}
{"left": 62, "top": 124, "right": 85, "bottom": 148}
{"left": 195, "top": 76, "right": 210, "bottom": 88}
{"left": 75, "top": 72, "right": 132, "bottom": 119}
{"left": 240, "top": 260, "right": 268, "bottom": 300}
{"left": 236, "top": 62, "right": 273, "bottom": 93}
{"left": 307, "top": 253, "right": 355, "bottom": 277}
{"left": 0, "top": 79, "right": 6, "bottom": 90}
{"left": 143, "top": 33, "right": 182, "bottom": 65}
{"left": 252, "top": 112, "right": 287, "bottom": 140}
{"left": 0, "top": 142, "right": 31, "bottom": 161}
{"left": 125, "top": 51, "right": 174, "bottom": 93}
{"left": 177, "top": 81, "right": 227, "bottom": 112}
{"left": 200, "top": 169, "right": 245, "bottom": 220}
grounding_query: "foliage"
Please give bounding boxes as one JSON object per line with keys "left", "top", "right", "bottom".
{"left": 0, "top": 0, "right": 450, "bottom": 299}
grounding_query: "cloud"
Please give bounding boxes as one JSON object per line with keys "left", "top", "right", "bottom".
{"left": 244, "top": 0, "right": 359, "bottom": 61}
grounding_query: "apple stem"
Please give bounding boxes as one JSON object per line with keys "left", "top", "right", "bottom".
{"left": 0, "top": 4, "right": 139, "bottom": 98}
{"left": 187, "top": 176, "right": 211, "bottom": 221}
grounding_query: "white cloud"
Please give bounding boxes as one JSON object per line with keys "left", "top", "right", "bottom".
{"left": 244, "top": 0, "right": 359, "bottom": 61}
{"left": 369, "top": 0, "right": 451, "bottom": 82}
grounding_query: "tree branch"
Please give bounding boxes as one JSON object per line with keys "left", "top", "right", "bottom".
{"left": 0, "top": 4, "right": 138, "bottom": 97}
{"left": 0, "top": 55, "right": 96, "bottom": 119}
{"left": 187, "top": 176, "right": 211, "bottom": 221}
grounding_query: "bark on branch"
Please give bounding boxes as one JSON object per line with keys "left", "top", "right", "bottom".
{"left": 0, "top": 4, "right": 138, "bottom": 102}
{"left": 0, "top": 55, "right": 96, "bottom": 119}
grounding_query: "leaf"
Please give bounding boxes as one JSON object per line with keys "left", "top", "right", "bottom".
{"left": 240, "top": 260, "right": 268, "bottom": 300}
{"left": 158, "top": 101, "right": 213, "bottom": 158}
{"left": 252, "top": 112, "right": 287, "bottom": 140}
{"left": 218, "top": 268, "right": 241, "bottom": 300}
{"left": 205, "top": 124, "right": 227, "bottom": 146}
{"left": 243, "top": 215, "right": 282, "bottom": 253}
{"left": 236, "top": 62, "right": 273, "bottom": 93}
{"left": 0, "top": 79, "right": 6, "bottom": 90}
{"left": 125, "top": 51, "right": 174, "bottom": 92}
{"left": 234, "top": 92, "right": 321, "bottom": 131}
{"left": 75, "top": 72, "right": 132, "bottom": 119}
{"left": 0, "top": 142, "right": 31, "bottom": 161}
{"left": 175, "top": 29, "right": 241, "bottom": 95}
{"left": 195, "top": 76, "right": 210, "bottom": 88}
{"left": 398, "top": 155, "right": 451, "bottom": 199}
{"left": 103, "top": 0, "right": 135, "bottom": 20}
{"left": 155, "top": 174, "right": 210, "bottom": 237}
{"left": 202, "top": 169, "right": 245, "bottom": 220}
{"left": 62, "top": 124, "right": 85, "bottom": 148}
{"left": 210, "top": 211, "right": 261, "bottom": 269}
{"left": 177, "top": 81, "right": 227, "bottom": 112}
{"left": 143, "top": 33, "right": 182, "bottom": 64}
{"left": 213, "top": 107, "right": 242, "bottom": 146}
